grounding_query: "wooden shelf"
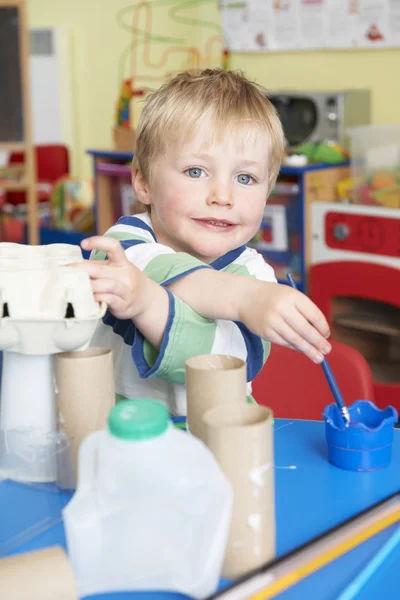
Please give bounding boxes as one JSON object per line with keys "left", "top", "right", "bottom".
{"left": 370, "top": 361, "right": 400, "bottom": 384}
{"left": 333, "top": 311, "right": 400, "bottom": 337}
{"left": 0, "top": 142, "right": 27, "bottom": 152}
{"left": 0, "top": 1, "right": 38, "bottom": 244}
{"left": 0, "top": 180, "right": 27, "bottom": 191}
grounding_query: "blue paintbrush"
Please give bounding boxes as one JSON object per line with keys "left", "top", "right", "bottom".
{"left": 287, "top": 274, "right": 350, "bottom": 426}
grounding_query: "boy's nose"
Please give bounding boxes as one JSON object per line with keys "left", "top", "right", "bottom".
{"left": 206, "top": 183, "right": 233, "bottom": 207}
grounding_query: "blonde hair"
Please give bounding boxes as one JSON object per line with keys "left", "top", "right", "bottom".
{"left": 134, "top": 68, "right": 285, "bottom": 195}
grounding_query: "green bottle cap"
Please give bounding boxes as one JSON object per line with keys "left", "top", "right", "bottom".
{"left": 108, "top": 398, "right": 169, "bottom": 441}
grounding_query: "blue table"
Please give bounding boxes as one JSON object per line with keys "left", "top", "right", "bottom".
{"left": 0, "top": 419, "right": 399, "bottom": 599}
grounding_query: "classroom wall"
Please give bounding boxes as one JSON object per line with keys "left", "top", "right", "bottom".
{"left": 28, "top": 1, "right": 400, "bottom": 180}
{"left": 231, "top": 49, "right": 400, "bottom": 121}
{"left": 28, "top": 0, "right": 203, "bottom": 179}
{"left": 201, "top": 3, "right": 400, "bottom": 126}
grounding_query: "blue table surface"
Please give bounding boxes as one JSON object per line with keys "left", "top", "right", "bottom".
{"left": 0, "top": 419, "right": 399, "bottom": 600}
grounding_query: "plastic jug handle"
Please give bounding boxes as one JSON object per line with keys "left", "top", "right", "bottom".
{"left": 76, "top": 430, "right": 104, "bottom": 493}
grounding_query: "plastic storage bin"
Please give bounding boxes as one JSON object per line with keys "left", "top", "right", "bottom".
{"left": 63, "top": 399, "right": 233, "bottom": 599}
{"left": 347, "top": 125, "right": 400, "bottom": 208}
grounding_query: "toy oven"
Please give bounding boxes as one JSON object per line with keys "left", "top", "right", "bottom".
{"left": 310, "top": 202, "right": 400, "bottom": 412}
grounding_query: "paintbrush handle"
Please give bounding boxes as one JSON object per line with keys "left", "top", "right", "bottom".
{"left": 286, "top": 274, "right": 349, "bottom": 423}
{"left": 321, "top": 360, "right": 346, "bottom": 411}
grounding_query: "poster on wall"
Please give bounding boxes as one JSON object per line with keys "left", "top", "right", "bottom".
{"left": 220, "top": 0, "right": 400, "bottom": 51}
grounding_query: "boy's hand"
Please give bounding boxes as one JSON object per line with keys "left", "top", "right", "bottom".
{"left": 73, "top": 236, "right": 147, "bottom": 320}
{"left": 240, "top": 282, "right": 331, "bottom": 364}
{"left": 71, "top": 236, "right": 169, "bottom": 350}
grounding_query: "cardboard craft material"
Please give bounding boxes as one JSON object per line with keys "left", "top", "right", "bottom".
{"left": 203, "top": 403, "right": 276, "bottom": 579}
{"left": 0, "top": 243, "right": 98, "bottom": 320}
{"left": 0, "top": 546, "right": 78, "bottom": 600}
{"left": 0, "top": 242, "right": 106, "bottom": 483}
{"left": 185, "top": 355, "right": 247, "bottom": 443}
{"left": 0, "top": 242, "right": 106, "bottom": 355}
{"left": 56, "top": 348, "right": 115, "bottom": 476}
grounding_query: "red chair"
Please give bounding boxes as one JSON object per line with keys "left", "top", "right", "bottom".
{"left": 6, "top": 144, "right": 70, "bottom": 206}
{"left": 252, "top": 340, "right": 374, "bottom": 420}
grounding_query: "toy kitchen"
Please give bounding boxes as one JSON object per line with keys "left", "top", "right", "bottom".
{"left": 309, "top": 125, "right": 400, "bottom": 413}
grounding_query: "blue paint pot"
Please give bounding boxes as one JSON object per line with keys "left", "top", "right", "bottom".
{"left": 323, "top": 400, "right": 398, "bottom": 472}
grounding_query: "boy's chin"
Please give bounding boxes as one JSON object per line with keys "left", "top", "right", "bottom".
{"left": 189, "top": 241, "right": 239, "bottom": 263}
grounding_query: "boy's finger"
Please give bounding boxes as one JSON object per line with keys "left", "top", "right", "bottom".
{"left": 284, "top": 312, "right": 331, "bottom": 355}
{"left": 81, "top": 236, "right": 127, "bottom": 266}
{"left": 67, "top": 260, "right": 119, "bottom": 280}
{"left": 92, "top": 293, "right": 126, "bottom": 316}
{"left": 91, "top": 278, "right": 130, "bottom": 299}
{"left": 65, "top": 260, "right": 107, "bottom": 269}
{"left": 274, "top": 321, "right": 324, "bottom": 364}
{"left": 295, "top": 296, "right": 331, "bottom": 338}
{"left": 267, "top": 331, "right": 297, "bottom": 352}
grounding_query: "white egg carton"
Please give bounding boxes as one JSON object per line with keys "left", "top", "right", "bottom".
{"left": 0, "top": 243, "right": 106, "bottom": 355}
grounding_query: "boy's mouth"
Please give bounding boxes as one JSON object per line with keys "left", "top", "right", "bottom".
{"left": 193, "top": 218, "right": 236, "bottom": 230}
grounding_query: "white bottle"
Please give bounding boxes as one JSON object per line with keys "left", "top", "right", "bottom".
{"left": 63, "top": 398, "right": 233, "bottom": 599}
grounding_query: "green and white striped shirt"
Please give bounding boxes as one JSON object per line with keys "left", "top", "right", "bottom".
{"left": 90, "top": 213, "right": 276, "bottom": 415}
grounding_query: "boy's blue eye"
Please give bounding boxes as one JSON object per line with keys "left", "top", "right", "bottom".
{"left": 187, "top": 168, "right": 203, "bottom": 178}
{"left": 237, "top": 174, "right": 253, "bottom": 185}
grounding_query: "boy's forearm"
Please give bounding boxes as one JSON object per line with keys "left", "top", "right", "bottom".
{"left": 129, "top": 269, "right": 251, "bottom": 352}
{"left": 132, "top": 274, "right": 170, "bottom": 350}
{"left": 167, "top": 268, "right": 261, "bottom": 322}
{"left": 132, "top": 269, "right": 264, "bottom": 350}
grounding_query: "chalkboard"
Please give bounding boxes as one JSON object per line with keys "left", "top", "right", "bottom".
{"left": 0, "top": 6, "right": 24, "bottom": 142}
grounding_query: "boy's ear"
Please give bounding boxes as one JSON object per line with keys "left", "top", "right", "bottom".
{"left": 132, "top": 168, "right": 151, "bottom": 206}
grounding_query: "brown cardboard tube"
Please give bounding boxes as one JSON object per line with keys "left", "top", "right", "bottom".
{"left": 203, "top": 403, "right": 275, "bottom": 579}
{"left": 0, "top": 546, "right": 78, "bottom": 599}
{"left": 185, "top": 354, "right": 247, "bottom": 443}
{"left": 55, "top": 348, "right": 115, "bottom": 476}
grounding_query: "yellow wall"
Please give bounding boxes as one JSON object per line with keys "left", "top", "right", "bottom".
{"left": 28, "top": 0, "right": 400, "bottom": 179}
{"left": 28, "top": 0, "right": 203, "bottom": 179}
{"left": 231, "top": 50, "right": 400, "bottom": 124}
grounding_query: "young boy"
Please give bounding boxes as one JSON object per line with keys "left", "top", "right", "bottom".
{"left": 79, "top": 69, "right": 331, "bottom": 415}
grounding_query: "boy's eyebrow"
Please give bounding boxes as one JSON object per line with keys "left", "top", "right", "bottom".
{"left": 184, "top": 152, "right": 214, "bottom": 161}
{"left": 184, "top": 153, "right": 264, "bottom": 168}
{"left": 237, "top": 159, "right": 264, "bottom": 168}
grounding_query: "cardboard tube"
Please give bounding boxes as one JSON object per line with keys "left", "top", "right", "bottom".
{"left": 55, "top": 348, "right": 115, "bottom": 476}
{"left": 203, "top": 404, "right": 275, "bottom": 579}
{"left": 0, "top": 546, "right": 77, "bottom": 600}
{"left": 185, "top": 354, "right": 247, "bottom": 443}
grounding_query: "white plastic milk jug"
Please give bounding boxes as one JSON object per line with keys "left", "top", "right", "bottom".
{"left": 63, "top": 398, "right": 233, "bottom": 599}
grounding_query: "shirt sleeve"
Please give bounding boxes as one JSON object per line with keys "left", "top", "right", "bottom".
{"left": 92, "top": 214, "right": 212, "bottom": 284}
